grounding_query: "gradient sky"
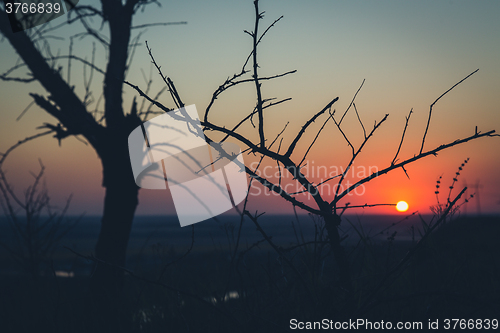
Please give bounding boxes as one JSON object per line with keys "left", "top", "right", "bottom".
{"left": 1, "top": 0, "right": 499, "bottom": 218}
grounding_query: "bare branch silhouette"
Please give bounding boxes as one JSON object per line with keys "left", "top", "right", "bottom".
{"left": 285, "top": 97, "right": 339, "bottom": 158}
{"left": 339, "top": 79, "right": 365, "bottom": 126}
{"left": 420, "top": 69, "right": 479, "bottom": 153}
{"left": 129, "top": 1, "right": 498, "bottom": 294}
{"left": 391, "top": 108, "right": 413, "bottom": 165}
{"left": 332, "top": 129, "right": 497, "bottom": 206}
{"left": 333, "top": 114, "right": 389, "bottom": 202}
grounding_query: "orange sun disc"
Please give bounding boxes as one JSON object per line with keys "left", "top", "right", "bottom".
{"left": 396, "top": 201, "right": 409, "bottom": 212}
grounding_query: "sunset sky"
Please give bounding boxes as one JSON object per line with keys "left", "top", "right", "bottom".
{"left": 1, "top": 0, "right": 499, "bottom": 218}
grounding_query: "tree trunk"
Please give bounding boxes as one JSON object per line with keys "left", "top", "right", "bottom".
{"left": 324, "top": 213, "right": 352, "bottom": 292}
{"left": 90, "top": 126, "right": 140, "bottom": 298}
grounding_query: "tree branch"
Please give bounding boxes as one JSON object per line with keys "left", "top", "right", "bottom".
{"left": 332, "top": 128, "right": 498, "bottom": 206}
{"left": 391, "top": 108, "right": 413, "bottom": 165}
{"left": 252, "top": 0, "right": 265, "bottom": 148}
{"left": 420, "top": 69, "right": 479, "bottom": 153}
{"left": 285, "top": 97, "right": 339, "bottom": 158}
{"left": 0, "top": 10, "right": 102, "bottom": 147}
{"left": 333, "top": 114, "right": 389, "bottom": 202}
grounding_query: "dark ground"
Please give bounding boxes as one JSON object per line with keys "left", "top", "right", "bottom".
{"left": 0, "top": 214, "right": 499, "bottom": 332}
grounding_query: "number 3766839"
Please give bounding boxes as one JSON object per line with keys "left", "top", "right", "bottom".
{"left": 5, "top": 2, "right": 61, "bottom": 14}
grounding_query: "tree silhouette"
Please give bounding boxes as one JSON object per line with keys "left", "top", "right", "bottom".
{"left": 127, "top": 0, "right": 499, "bottom": 295}
{"left": 0, "top": 1, "right": 185, "bottom": 297}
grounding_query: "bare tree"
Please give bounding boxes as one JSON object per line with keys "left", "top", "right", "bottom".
{"left": 0, "top": 1, "right": 185, "bottom": 297}
{"left": 128, "top": 0, "right": 499, "bottom": 294}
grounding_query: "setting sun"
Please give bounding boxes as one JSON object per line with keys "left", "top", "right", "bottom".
{"left": 396, "top": 201, "right": 409, "bottom": 212}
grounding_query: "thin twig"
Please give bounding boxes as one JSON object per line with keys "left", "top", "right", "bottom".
{"left": 285, "top": 97, "right": 339, "bottom": 158}
{"left": 339, "top": 79, "right": 365, "bottom": 125}
{"left": 252, "top": 0, "right": 266, "bottom": 148}
{"left": 331, "top": 109, "right": 355, "bottom": 155}
{"left": 298, "top": 109, "right": 335, "bottom": 167}
{"left": 145, "top": 41, "right": 184, "bottom": 108}
{"left": 333, "top": 114, "right": 389, "bottom": 202}
{"left": 420, "top": 69, "right": 479, "bottom": 154}
{"left": 131, "top": 21, "right": 187, "bottom": 29}
{"left": 391, "top": 108, "right": 413, "bottom": 165}
{"left": 353, "top": 102, "right": 367, "bottom": 139}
